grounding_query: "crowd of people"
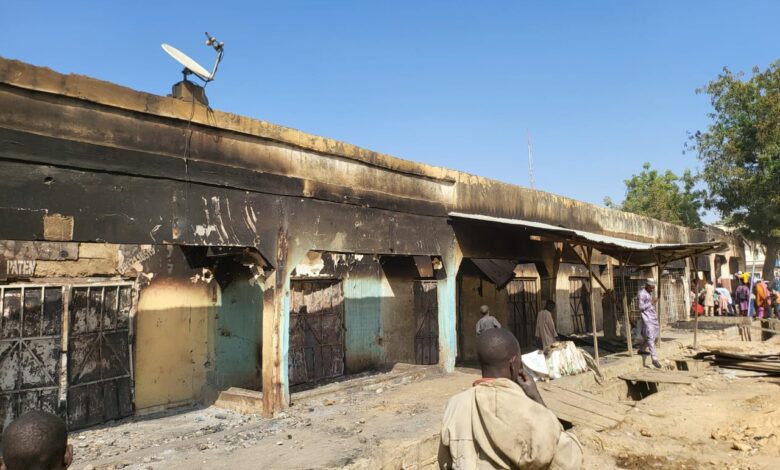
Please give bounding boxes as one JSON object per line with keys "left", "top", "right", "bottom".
{"left": 691, "top": 273, "right": 780, "bottom": 319}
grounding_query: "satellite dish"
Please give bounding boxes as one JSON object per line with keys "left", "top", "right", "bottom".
{"left": 162, "top": 34, "right": 224, "bottom": 83}
{"left": 162, "top": 43, "right": 213, "bottom": 81}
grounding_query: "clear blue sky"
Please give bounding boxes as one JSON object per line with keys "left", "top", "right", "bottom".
{"left": 3, "top": 1, "right": 779, "bottom": 218}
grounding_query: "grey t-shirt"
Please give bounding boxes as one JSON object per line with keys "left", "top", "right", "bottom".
{"left": 476, "top": 314, "right": 501, "bottom": 335}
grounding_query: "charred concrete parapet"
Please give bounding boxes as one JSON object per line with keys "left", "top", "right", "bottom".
{"left": 0, "top": 57, "right": 713, "bottom": 245}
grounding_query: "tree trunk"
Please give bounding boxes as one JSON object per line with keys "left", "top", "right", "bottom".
{"left": 761, "top": 239, "right": 779, "bottom": 281}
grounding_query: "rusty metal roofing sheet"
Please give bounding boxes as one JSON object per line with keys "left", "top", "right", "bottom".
{"left": 449, "top": 212, "right": 727, "bottom": 266}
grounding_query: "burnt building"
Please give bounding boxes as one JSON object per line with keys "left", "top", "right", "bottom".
{"left": 0, "top": 58, "right": 740, "bottom": 431}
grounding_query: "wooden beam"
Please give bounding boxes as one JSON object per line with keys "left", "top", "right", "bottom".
{"left": 585, "top": 246, "right": 600, "bottom": 367}
{"left": 565, "top": 243, "right": 610, "bottom": 292}
{"left": 655, "top": 254, "right": 665, "bottom": 348}
{"left": 619, "top": 256, "right": 634, "bottom": 356}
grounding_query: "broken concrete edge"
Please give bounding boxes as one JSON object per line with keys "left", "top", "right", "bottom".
{"left": 214, "top": 388, "right": 264, "bottom": 416}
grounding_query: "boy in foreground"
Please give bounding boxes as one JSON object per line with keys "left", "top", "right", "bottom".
{"left": 1, "top": 410, "right": 73, "bottom": 470}
{"left": 439, "top": 328, "right": 583, "bottom": 469}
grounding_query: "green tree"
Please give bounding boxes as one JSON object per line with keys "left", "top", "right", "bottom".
{"left": 691, "top": 62, "right": 780, "bottom": 280}
{"left": 605, "top": 162, "right": 704, "bottom": 229}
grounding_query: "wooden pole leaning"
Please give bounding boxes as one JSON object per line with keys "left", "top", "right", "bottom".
{"left": 688, "top": 256, "right": 699, "bottom": 349}
{"left": 585, "top": 246, "right": 600, "bottom": 367}
{"left": 619, "top": 257, "right": 633, "bottom": 356}
{"left": 655, "top": 254, "right": 664, "bottom": 349}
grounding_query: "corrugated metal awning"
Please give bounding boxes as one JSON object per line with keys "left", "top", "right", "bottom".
{"left": 449, "top": 212, "right": 727, "bottom": 266}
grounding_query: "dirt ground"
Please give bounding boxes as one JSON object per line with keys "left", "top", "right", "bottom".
{"left": 71, "top": 369, "right": 477, "bottom": 470}
{"left": 578, "top": 336, "right": 780, "bottom": 469}
{"left": 577, "top": 374, "right": 780, "bottom": 469}
{"left": 71, "top": 338, "right": 780, "bottom": 470}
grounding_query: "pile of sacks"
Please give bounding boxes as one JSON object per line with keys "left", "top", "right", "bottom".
{"left": 521, "top": 341, "right": 590, "bottom": 380}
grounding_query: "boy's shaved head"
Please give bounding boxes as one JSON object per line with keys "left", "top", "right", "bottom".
{"left": 1, "top": 410, "right": 69, "bottom": 470}
{"left": 477, "top": 328, "right": 520, "bottom": 368}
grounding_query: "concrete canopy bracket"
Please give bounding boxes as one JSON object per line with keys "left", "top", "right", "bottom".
{"left": 536, "top": 241, "right": 563, "bottom": 310}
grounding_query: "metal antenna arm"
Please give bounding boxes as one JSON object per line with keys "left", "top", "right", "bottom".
{"left": 208, "top": 49, "right": 223, "bottom": 83}
{"left": 204, "top": 32, "right": 225, "bottom": 82}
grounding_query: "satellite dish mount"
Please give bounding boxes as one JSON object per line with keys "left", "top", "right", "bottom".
{"left": 162, "top": 32, "right": 225, "bottom": 104}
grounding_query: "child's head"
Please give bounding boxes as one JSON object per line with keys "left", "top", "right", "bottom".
{"left": 1, "top": 411, "right": 72, "bottom": 470}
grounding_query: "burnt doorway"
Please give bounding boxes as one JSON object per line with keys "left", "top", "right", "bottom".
{"left": 414, "top": 280, "right": 439, "bottom": 365}
{"left": 569, "top": 277, "right": 592, "bottom": 334}
{"left": 67, "top": 284, "right": 134, "bottom": 429}
{"left": 289, "top": 280, "right": 345, "bottom": 386}
{"left": 1, "top": 282, "right": 135, "bottom": 436}
{"left": 0, "top": 286, "right": 63, "bottom": 432}
{"left": 507, "top": 279, "right": 539, "bottom": 352}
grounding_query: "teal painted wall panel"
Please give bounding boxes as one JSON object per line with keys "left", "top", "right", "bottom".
{"left": 344, "top": 273, "right": 383, "bottom": 372}
{"left": 214, "top": 281, "right": 263, "bottom": 390}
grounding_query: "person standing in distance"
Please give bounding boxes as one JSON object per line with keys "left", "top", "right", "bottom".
{"left": 475, "top": 305, "right": 501, "bottom": 336}
{"left": 638, "top": 279, "right": 662, "bottom": 369}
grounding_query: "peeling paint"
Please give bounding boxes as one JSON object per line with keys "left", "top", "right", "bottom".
{"left": 210, "top": 196, "right": 230, "bottom": 243}
{"left": 194, "top": 224, "right": 219, "bottom": 237}
{"left": 243, "top": 203, "right": 257, "bottom": 234}
{"left": 190, "top": 268, "right": 215, "bottom": 284}
{"left": 293, "top": 252, "right": 325, "bottom": 277}
{"left": 149, "top": 224, "right": 161, "bottom": 241}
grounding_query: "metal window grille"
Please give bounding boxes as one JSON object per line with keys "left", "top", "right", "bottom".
{"left": 506, "top": 278, "right": 539, "bottom": 352}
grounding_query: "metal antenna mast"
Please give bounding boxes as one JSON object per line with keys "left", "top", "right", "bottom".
{"left": 527, "top": 132, "right": 536, "bottom": 189}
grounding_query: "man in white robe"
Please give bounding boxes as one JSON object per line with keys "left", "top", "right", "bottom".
{"left": 535, "top": 300, "right": 559, "bottom": 350}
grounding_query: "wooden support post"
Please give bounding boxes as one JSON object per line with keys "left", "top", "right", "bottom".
{"left": 607, "top": 260, "right": 618, "bottom": 340}
{"left": 655, "top": 255, "right": 664, "bottom": 348}
{"left": 690, "top": 255, "right": 699, "bottom": 349}
{"left": 693, "top": 297, "right": 700, "bottom": 349}
{"left": 619, "top": 257, "right": 633, "bottom": 356}
{"left": 586, "top": 246, "right": 600, "bottom": 367}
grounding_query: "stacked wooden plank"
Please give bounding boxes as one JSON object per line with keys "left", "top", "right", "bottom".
{"left": 704, "top": 351, "right": 780, "bottom": 375}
